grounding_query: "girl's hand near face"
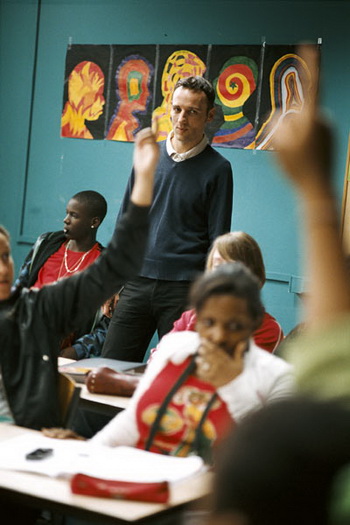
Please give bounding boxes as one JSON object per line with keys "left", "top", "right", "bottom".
{"left": 195, "top": 338, "right": 247, "bottom": 388}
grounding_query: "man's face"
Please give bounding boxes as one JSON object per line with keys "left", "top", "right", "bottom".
{"left": 63, "top": 198, "right": 94, "bottom": 242}
{"left": 170, "top": 86, "right": 215, "bottom": 152}
{"left": 0, "top": 233, "right": 14, "bottom": 301}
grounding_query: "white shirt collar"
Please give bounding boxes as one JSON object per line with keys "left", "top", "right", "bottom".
{"left": 166, "top": 131, "right": 208, "bottom": 162}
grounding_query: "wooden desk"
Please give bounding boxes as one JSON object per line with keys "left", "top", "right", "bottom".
{"left": 0, "top": 424, "right": 212, "bottom": 523}
{"left": 79, "top": 384, "right": 130, "bottom": 416}
{"left": 58, "top": 357, "right": 131, "bottom": 416}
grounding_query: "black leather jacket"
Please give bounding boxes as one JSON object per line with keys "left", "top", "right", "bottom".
{"left": 0, "top": 203, "right": 149, "bottom": 429}
{"left": 13, "top": 231, "right": 107, "bottom": 354}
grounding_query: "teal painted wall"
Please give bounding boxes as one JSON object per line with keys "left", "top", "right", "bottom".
{"left": 1, "top": 0, "right": 350, "bottom": 335}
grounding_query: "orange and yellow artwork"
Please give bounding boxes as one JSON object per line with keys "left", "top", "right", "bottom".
{"left": 61, "top": 43, "right": 319, "bottom": 150}
{"left": 61, "top": 61, "right": 105, "bottom": 139}
{"left": 151, "top": 49, "right": 206, "bottom": 142}
{"left": 106, "top": 55, "right": 153, "bottom": 142}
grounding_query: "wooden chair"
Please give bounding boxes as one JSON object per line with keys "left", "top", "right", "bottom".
{"left": 58, "top": 372, "right": 81, "bottom": 429}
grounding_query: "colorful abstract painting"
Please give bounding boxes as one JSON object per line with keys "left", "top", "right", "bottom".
{"left": 61, "top": 43, "right": 319, "bottom": 150}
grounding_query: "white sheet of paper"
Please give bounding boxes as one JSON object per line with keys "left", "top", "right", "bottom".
{"left": 0, "top": 434, "right": 205, "bottom": 483}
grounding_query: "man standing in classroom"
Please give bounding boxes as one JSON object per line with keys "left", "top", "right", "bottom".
{"left": 102, "top": 76, "right": 233, "bottom": 362}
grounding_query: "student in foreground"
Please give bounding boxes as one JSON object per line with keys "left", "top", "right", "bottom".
{"left": 0, "top": 127, "right": 158, "bottom": 430}
{"left": 209, "top": 398, "right": 350, "bottom": 525}
{"left": 87, "top": 261, "right": 293, "bottom": 462}
{"left": 206, "top": 44, "right": 350, "bottom": 525}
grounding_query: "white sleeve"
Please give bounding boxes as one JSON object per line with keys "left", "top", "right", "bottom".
{"left": 90, "top": 332, "right": 199, "bottom": 447}
{"left": 217, "top": 344, "right": 295, "bottom": 423}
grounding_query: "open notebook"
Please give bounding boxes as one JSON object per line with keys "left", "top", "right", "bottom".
{"left": 59, "top": 357, "right": 147, "bottom": 383}
{"left": 0, "top": 433, "right": 205, "bottom": 483}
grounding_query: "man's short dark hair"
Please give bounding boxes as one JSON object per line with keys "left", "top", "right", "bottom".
{"left": 173, "top": 76, "right": 215, "bottom": 111}
{"left": 72, "top": 190, "right": 107, "bottom": 223}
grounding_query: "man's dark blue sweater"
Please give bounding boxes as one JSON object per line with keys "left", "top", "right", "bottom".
{"left": 119, "top": 142, "right": 233, "bottom": 280}
{"left": 102, "top": 141, "right": 233, "bottom": 361}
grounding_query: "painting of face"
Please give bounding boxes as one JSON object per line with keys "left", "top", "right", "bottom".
{"left": 69, "top": 61, "right": 105, "bottom": 120}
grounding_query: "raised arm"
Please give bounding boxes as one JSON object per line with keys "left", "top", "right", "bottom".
{"left": 272, "top": 45, "right": 350, "bottom": 328}
{"left": 130, "top": 127, "right": 159, "bottom": 207}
